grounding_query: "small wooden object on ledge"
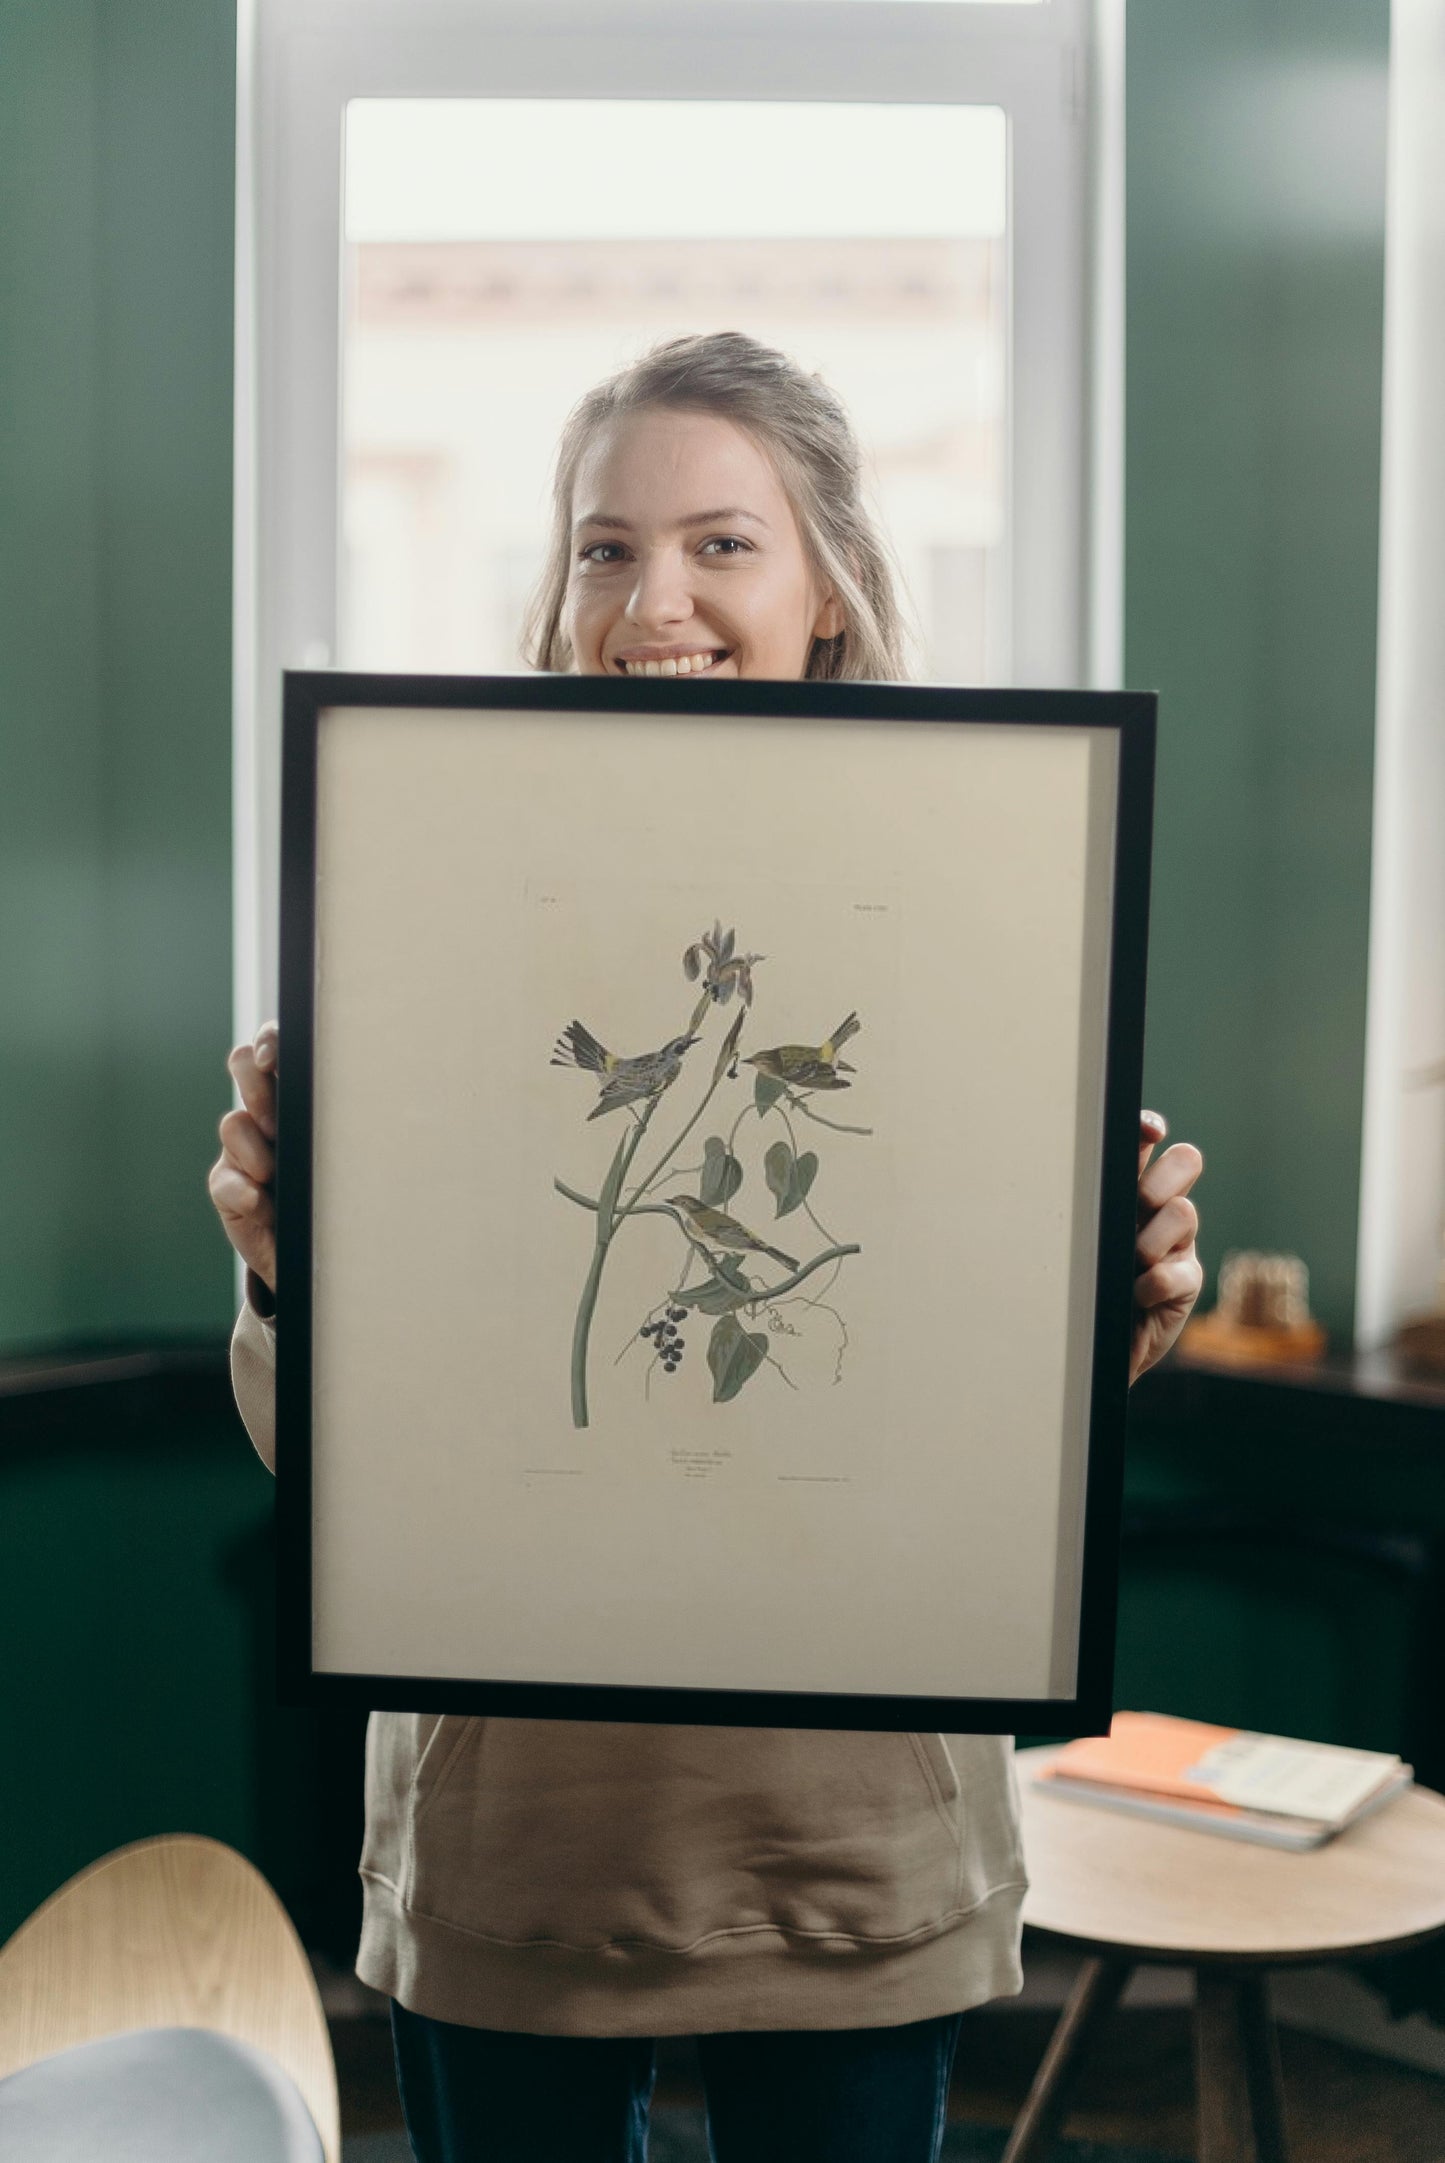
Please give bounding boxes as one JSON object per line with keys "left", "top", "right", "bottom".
{"left": 1396, "top": 1306, "right": 1445, "bottom": 1378}
{"left": 1178, "top": 1248, "right": 1327, "bottom": 1368}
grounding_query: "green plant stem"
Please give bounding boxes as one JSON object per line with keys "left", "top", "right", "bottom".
{"left": 617, "top": 1066, "right": 727, "bottom": 1217}
{"left": 725, "top": 1101, "right": 756, "bottom": 1156}
{"left": 556, "top": 1178, "right": 679, "bottom": 1226}
{"left": 568, "top": 1109, "right": 654, "bottom": 1429}
{"left": 569, "top": 1239, "right": 612, "bottom": 1429}
{"left": 745, "top": 1243, "right": 860, "bottom": 1301}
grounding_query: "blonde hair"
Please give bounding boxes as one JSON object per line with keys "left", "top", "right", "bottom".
{"left": 522, "top": 331, "right": 914, "bottom": 682}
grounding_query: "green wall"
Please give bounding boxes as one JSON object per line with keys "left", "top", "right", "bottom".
{"left": 0, "top": 0, "right": 236, "bottom": 1352}
{"left": 1, "top": 4, "right": 108, "bottom": 1343}
{"left": 1128, "top": 0, "right": 1390, "bottom": 1340}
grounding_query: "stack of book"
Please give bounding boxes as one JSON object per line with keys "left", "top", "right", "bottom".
{"left": 1034, "top": 1712, "right": 1412, "bottom": 1850}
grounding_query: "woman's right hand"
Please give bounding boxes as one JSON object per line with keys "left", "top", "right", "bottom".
{"left": 209, "top": 1020, "right": 279, "bottom": 1296}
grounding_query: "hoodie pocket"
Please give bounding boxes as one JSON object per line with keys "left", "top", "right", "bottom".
{"left": 399, "top": 1719, "right": 982, "bottom": 1952}
{"left": 909, "top": 1731, "right": 962, "bottom": 1833}
{"left": 402, "top": 1715, "right": 482, "bottom": 1896}
{"left": 411, "top": 1716, "right": 475, "bottom": 1824}
{"left": 359, "top": 1710, "right": 470, "bottom": 1895}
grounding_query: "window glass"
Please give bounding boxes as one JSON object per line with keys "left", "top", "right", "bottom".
{"left": 340, "top": 98, "right": 1008, "bottom": 682}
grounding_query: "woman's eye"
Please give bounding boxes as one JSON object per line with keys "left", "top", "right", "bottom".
{"left": 579, "top": 542, "right": 627, "bottom": 565}
{"left": 700, "top": 536, "right": 751, "bottom": 558}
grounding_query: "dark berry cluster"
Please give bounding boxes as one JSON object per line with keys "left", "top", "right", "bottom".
{"left": 640, "top": 1307, "right": 689, "bottom": 1374}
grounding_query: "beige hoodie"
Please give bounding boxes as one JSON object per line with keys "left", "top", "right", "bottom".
{"left": 232, "top": 1290, "right": 1027, "bottom": 2036}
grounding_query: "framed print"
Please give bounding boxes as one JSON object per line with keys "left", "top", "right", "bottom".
{"left": 276, "top": 673, "right": 1154, "bottom": 1734}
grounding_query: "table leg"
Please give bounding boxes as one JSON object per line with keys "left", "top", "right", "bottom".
{"left": 1239, "top": 1972, "right": 1289, "bottom": 2163}
{"left": 1195, "top": 1968, "right": 1289, "bottom": 2163}
{"left": 1000, "top": 1955, "right": 1131, "bottom": 2163}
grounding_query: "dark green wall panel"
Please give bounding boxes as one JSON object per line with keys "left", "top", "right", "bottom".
{"left": 1127, "top": 0, "right": 1389, "bottom": 1339}
{"left": 0, "top": 4, "right": 110, "bottom": 1345}
{"left": 0, "top": 0, "right": 236, "bottom": 1352}
{"left": 93, "top": 3, "right": 238, "bottom": 1336}
{"left": 0, "top": 1381, "right": 371, "bottom": 1958}
{"left": 0, "top": 1396, "right": 271, "bottom": 1943}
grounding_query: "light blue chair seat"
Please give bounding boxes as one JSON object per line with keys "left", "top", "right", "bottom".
{"left": 0, "top": 2025, "right": 325, "bottom": 2162}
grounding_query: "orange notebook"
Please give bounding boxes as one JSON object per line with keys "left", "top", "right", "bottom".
{"left": 1043, "top": 1711, "right": 1403, "bottom": 1827}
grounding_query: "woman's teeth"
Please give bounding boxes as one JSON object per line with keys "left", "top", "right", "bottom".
{"left": 621, "top": 651, "right": 726, "bottom": 677}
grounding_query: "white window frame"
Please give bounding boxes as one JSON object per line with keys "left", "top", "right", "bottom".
{"left": 234, "top": 0, "right": 1122, "bottom": 1033}
{"left": 1355, "top": 1, "right": 1445, "bottom": 1351}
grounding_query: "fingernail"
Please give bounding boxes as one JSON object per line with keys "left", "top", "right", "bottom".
{"left": 1142, "top": 1109, "right": 1167, "bottom": 1134}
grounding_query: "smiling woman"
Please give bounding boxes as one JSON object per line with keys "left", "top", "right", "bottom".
{"left": 567, "top": 409, "right": 841, "bottom": 682}
{"left": 215, "top": 319, "right": 1201, "bottom": 2163}
{"left": 522, "top": 330, "right": 911, "bottom": 683}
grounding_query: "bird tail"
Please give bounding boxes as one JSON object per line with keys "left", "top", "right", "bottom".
{"left": 828, "top": 1012, "right": 861, "bottom": 1054}
{"left": 761, "top": 1240, "right": 799, "bottom": 1271}
{"left": 551, "top": 1019, "right": 610, "bottom": 1073}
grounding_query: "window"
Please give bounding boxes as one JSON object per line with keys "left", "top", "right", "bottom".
{"left": 340, "top": 99, "right": 1008, "bottom": 683}
{"left": 237, "top": 0, "right": 1118, "bottom": 1025}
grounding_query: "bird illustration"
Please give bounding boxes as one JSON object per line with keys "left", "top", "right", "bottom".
{"left": 743, "top": 1012, "right": 861, "bottom": 1092}
{"left": 668, "top": 1195, "right": 799, "bottom": 1272}
{"left": 551, "top": 1020, "right": 699, "bottom": 1120}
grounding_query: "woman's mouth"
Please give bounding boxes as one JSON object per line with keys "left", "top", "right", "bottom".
{"left": 615, "top": 649, "right": 732, "bottom": 678}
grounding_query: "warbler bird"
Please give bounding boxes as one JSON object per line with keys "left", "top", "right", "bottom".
{"left": 743, "top": 1012, "right": 861, "bottom": 1092}
{"left": 551, "top": 1020, "right": 699, "bottom": 1120}
{"left": 668, "top": 1195, "right": 798, "bottom": 1272}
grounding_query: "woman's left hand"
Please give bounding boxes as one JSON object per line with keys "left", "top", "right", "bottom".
{"left": 1131, "top": 1112, "right": 1204, "bottom": 1384}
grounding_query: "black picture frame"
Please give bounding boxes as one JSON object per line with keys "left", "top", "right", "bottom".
{"left": 276, "top": 671, "right": 1155, "bottom": 1735}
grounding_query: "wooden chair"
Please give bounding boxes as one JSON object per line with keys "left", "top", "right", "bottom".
{"left": 0, "top": 1833, "right": 340, "bottom": 2162}
{"left": 1006, "top": 1745, "right": 1445, "bottom": 2163}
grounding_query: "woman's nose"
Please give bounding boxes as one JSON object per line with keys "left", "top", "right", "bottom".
{"left": 625, "top": 548, "right": 693, "bottom": 630}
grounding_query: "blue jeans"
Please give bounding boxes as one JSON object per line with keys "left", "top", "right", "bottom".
{"left": 390, "top": 2000, "right": 965, "bottom": 2163}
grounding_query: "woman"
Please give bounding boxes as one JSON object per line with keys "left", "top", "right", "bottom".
{"left": 211, "top": 332, "right": 1204, "bottom": 2163}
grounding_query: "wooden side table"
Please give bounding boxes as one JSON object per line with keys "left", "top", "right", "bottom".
{"left": 1007, "top": 1746, "right": 1445, "bottom": 2163}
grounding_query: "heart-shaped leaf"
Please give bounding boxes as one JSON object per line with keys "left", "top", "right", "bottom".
{"left": 764, "top": 1139, "right": 792, "bottom": 1206}
{"left": 754, "top": 1071, "right": 786, "bottom": 1115}
{"left": 764, "top": 1140, "right": 820, "bottom": 1218}
{"left": 700, "top": 1134, "right": 743, "bottom": 1208}
{"left": 707, "top": 1312, "right": 769, "bottom": 1402}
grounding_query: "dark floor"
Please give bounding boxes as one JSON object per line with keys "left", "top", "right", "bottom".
{"left": 332, "top": 2002, "right": 1445, "bottom": 2162}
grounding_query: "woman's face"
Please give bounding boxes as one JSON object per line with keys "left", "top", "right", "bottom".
{"left": 563, "top": 407, "right": 842, "bottom": 680}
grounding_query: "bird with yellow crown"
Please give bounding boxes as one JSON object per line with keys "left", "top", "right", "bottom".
{"left": 742, "top": 1012, "right": 860, "bottom": 1093}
